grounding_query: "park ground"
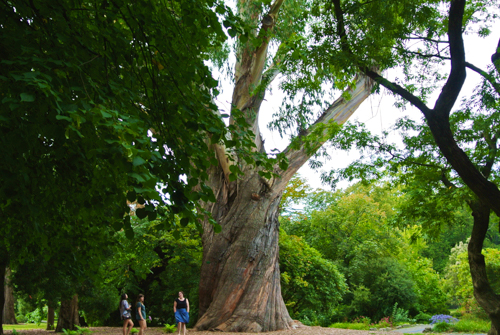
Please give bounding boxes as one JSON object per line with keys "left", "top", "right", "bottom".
{"left": 0, "top": 327, "right": 401, "bottom": 335}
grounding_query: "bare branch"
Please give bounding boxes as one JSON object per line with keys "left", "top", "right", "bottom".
{"left": 406, "top": 36, "right": 449, "bottom": 44}
{"left": 465, "top": 62, "right": 500, "bottom": 95}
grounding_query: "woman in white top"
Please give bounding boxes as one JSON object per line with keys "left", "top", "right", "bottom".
{"left": 120, "top": 293, "right": 134, "bottom": 335}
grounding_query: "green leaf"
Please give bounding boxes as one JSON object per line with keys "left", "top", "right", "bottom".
{"left": 20, "top": 93, "right": 35, "bottom": 102}
{"left": 214, "top": 223, "right": 222, "bottom": 233}
{"left": 147, "top": 210, "right": 157, "bottom": 221}
{"left": 133, "top": 156, "right": 147, "bottom": 167}
{"left": 136, "top": 208, "right": 147, "bottom": 219}
{"left": 180, "top": 217, "right": 189, "bottom": 227}
{"left": 279, "top": 159, "right": 289, "bottom": 171}
{"left": 127, "top": 191, "right": 137, "bottom": 202}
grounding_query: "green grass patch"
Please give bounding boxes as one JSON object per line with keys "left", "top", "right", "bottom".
{"left": 3, "top": 324, "right": 47, "bottom": 330}
{"left": 329, "top": 322, "right": 370, "bottom": 330}
{"left": 451, "top": 319, "right": 491, "bottom": 333}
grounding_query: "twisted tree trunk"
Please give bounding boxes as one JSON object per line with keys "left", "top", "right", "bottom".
{"left": 197, "top": 165, "right": 290, "bottom": 332}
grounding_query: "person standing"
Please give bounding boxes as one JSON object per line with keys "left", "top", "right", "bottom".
{"left": 120, "top": 294, "right": 134, "bottom": 335}
{"left": 174, "top": 291, "right": 189, "bottom": 335}
{"left": 136, "top": 294, "right": 147, "bottom": 335}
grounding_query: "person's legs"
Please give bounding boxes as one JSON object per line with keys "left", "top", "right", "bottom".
{"left": 127, "top": 319, "right": 134, "bottom": 335}
{"left": 177, "top": 322, "right": 182, "bottom": 335}
{"left": 138, "top": 320, "right": 146, "bottom": 335}
{"left": 123, "top": 320, "right": 127, "bottom": 335}
{"left": 182, "top": 323, "right": 187, "bottom": 335}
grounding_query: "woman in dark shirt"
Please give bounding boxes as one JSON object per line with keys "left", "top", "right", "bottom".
{"left": 173, "top": 291, "right": 189, "bottom": 335}
{"left": 136, "top": 294, "right": 147, "bottom": 335}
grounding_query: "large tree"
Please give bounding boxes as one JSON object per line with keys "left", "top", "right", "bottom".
{"left": 191, "top": 0, "right": 444, "bottom": 331}
{"left": 0, "top": 0, "right": 232, "bottom": 333}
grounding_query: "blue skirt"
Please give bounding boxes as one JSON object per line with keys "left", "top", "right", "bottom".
{"left": 175, "top": 308, "right": 189, "bottom": 324}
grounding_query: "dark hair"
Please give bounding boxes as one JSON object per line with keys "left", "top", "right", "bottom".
{"left": 136, "top": 293, "right": 144, "bottom": 302}
{"left": 119, "top": 294, "right": 127, "bottom": 309}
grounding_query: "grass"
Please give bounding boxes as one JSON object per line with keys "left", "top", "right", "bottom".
{"left": 3, "top": 324, "right": 48, "bottom": 330}
{"left": 329, "top": 322, "right": 370, "bottom": 330}
{"left": 451, "top": 318, "right": 491, "bottom": 333}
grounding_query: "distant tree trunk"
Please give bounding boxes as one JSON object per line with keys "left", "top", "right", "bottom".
{"left": 0, "top": 259, "right": 6, "bottom": 335}
{"left": 3, "top": 268, "right": 17, "bottom": 324}
{"left": 468, "top": 200, "right": 500, "bottom": 335}
{"left": 55, "top": 295, "right": 79, "bottom": 332}
{"left": 46, "top": 301, "right": 55, "bottom": 330}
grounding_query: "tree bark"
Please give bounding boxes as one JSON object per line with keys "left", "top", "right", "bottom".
{"left": 3, "top": 268, "right": 17, "bottom": 324}
{"left": 196, "top": 164, "right": 291, "bottom": 332}
{"left": 46, "top": 302, "right": 55, "bottom": 330}
{"left": 55, "top": 295, "right": 79, "bottom": 332}
{"left": 468, "top": 201, "right": 500, "bottom": 335}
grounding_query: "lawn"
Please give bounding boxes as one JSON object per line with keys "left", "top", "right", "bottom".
{"left": 3, "top": 324, "right": 47, "bottom": 331}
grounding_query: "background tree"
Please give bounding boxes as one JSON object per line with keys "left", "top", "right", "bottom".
{"left": 279, "top": 229, "right": 347, "bottom": 326}
{"left": 311, "top": 0, "right": 500, "bottom": 332}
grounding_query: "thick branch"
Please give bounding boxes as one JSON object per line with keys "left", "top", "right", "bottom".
{"left": 275, "top": 75, "right": 374, "bottom": 191}
{"left": 432, "top": 0, "right": 466, "bottom": 115}
{"left": 230, "top": 0, "right": 285, "bottom": 152}
{"left": 364, "top": 70, "right": 432, "bottom": 114}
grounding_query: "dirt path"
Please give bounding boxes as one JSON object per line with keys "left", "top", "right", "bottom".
{"left": 0, "top": 326, "right": 395, "bottom": 335}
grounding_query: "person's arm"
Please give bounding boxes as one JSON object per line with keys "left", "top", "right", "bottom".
{"left": 186, "top": 299, "right": 189, "bottom": 313}
{"left": 137, "top": 303, "right": 144, "bottom": 320}
{"left": 173, "top": 300, "right": 177, "bottom": 313}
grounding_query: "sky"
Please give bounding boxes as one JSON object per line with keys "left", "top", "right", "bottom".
{"left": 214, "top": 27, "right": 500, "bottom": 191}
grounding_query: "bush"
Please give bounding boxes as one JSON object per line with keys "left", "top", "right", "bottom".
{"left": 433, "top": 322, "right": 451, "bottom": 332}
{"left": 163, "top": 324, "right": 177, "bottom": 333}
{"left": 16, "top": 315, "right": 28, "bottom": 323}
{"left": 376, "top": 316, "right": 392, "bottom": 328}
{"left": 391, "top": 302, "right": 414, "bottom": 323}
{"left": 352, "top": 316, "right": 371, "bottom": 325}
{"left": 430, "top": 314, "right": 459, "bottom": 324}
{"left": 414, "top": 312, "right": 431, "bottom": 324}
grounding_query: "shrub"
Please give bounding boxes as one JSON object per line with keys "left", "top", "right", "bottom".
{"left": 163, "top": 324, "right": 177, "bottom": 333}
{"left": 352, "top": 316, "right": 371, "bottom": 325}
{"left": 433, "top": 322, "right": 451, "bottom": 332}
{"left": 414, "top": 312, "right": 431, "bottom": 324}
{"left": 16, "top": 315, "right": 28, "bottom": 323}
{"left": 391, "top": 302, "right": 415, "bottom": 323}
{"left": 130, "top": 328, "right": 139, "bottom": 334}
{"left": 377, "top": 316, "right": 392, "bottom": 328}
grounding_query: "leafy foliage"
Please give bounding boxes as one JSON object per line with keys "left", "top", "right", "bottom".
{"left": 279, "top": 229, "right": 347, "bottom": 325}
